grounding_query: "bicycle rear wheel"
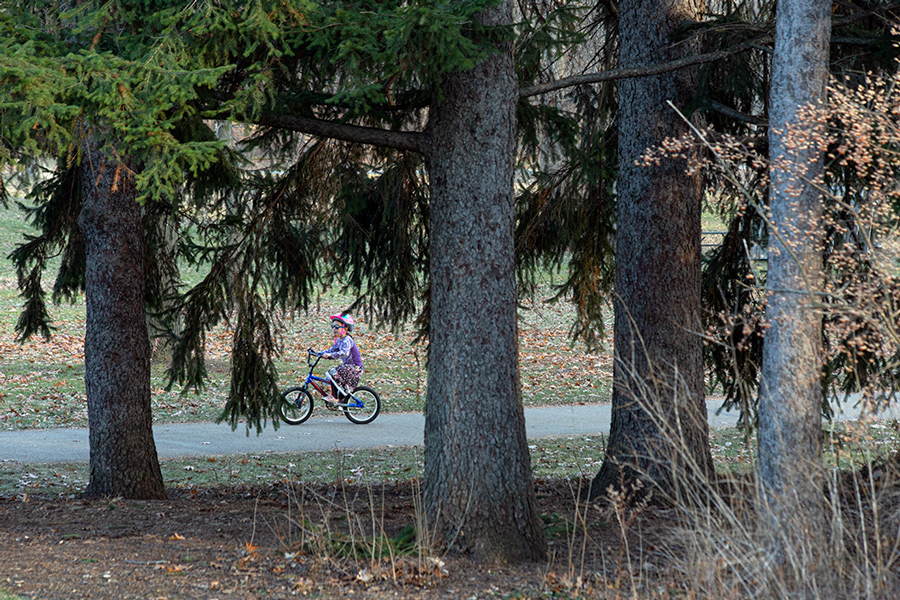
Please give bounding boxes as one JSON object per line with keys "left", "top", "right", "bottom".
{"left": 280, "top": 387, "right": 313, "bottom": 425}
{"left": 342, "top": 386, "right": 381, "bottom": 424}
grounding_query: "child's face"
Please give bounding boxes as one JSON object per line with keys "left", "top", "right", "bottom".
{"left": 333, "top": 324, "right": 346, "bottom": 338}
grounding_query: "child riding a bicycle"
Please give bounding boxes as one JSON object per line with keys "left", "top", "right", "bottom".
{"left": 314, "top": 313, "right": 363, "bottom": 406}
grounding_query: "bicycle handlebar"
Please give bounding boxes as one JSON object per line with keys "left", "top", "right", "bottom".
{"left": 306, "top": 348, "right": 323, "bottom": 368}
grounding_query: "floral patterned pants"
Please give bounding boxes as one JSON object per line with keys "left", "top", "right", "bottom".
{"left": 329, "top": 364, "right": 363, "bottom": 395}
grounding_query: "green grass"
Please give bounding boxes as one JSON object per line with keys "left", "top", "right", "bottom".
{"left": 0, "top": 197, "right": 33, "bottom": 262}
{"left": 2, "top": 422, "right": 897, "bottom": 498}
{"left": 0, "top": 434, "right": 590, "bottom": 497}
{"left": 701, "top": 206, "right": 727, "bottom": 233}
{"left": 709, "top": 420, "right": 900, "bottom": 475}
{"left": 0, "top": 200, "right": 613, "bottom": 431}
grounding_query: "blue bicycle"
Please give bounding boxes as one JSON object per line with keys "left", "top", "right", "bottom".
{"left": 280, "top": 349, "right": 381, "bottom": 425}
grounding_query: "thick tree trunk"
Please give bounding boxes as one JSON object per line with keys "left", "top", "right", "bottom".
{"left": 591, "top": 0, "right": 714, "bottom": 499}
{"left": 423, "top": 0, "right": 546, "bottom": 563}
{"left": 758, "top": 0, "right": 830, "bottom": 568}
{"left": 78, "top": 139, "right": 167, "bottom": 500}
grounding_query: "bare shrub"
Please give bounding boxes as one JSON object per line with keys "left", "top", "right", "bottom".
{"left": 630, "top": 48, "right": 900, "bottom": 597}
{"left": 264, "top": 452, "right": 450, "bottom": 588}
{"left": 602, "top": 362, "right": 900, "bottom": 599}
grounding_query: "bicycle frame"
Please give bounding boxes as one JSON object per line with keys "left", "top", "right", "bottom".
{"left": 302, "top": 350, "right": 365, "bottom": 408}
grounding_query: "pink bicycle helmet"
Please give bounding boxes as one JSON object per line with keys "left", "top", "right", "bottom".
{"left": 330, "top": 313, "right": 355, "bottom": 333}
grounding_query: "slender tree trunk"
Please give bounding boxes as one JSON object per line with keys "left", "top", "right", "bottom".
{"left": 78, "top": 137, "right": 167, "bottom": 500}
{"left": 758, "top": 0, "right": 830, "bottom": 570}
{"left": 423, "top": 0, "right": 546, "bottom": 563}
{"left": 591, "top": 0, "right": 714, "bottom": 499}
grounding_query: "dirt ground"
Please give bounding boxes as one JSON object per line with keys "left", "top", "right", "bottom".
{"left": 0, "top": 479, "right": 637, "bottom": 600}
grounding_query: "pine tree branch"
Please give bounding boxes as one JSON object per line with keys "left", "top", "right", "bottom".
{"left": 520, "top": 34, "right": 773, "bottom": 97}
{"left": 710, "top": 101, "right": 767, "bottom": 127}
{"left": 520, "top": 2, "right": 900, "bottom": 98}
{"left": 831, "top": 37, "right": 883, "bottom": 45}
{"left": 254, "top": 113, "right": 428, "bottom": 154}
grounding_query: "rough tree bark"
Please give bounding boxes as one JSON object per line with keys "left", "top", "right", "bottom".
{"left": 758, "top": 0, "right": 830, "bottom": 566}
{"left": 78, "top": 136, "right": 167, "bottom": 500}
{"left": 423, "top": 0, "right": 546, "bottom": 563}
{"left": 590, "top": 0, "right": 714, "bottom": 499}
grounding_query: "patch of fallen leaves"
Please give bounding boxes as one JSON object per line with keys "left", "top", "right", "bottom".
{"left": 0, "top": 480, "right": 640, "bottom": 600}
{"left": 355, "top": 556, "right": 449, "bottom": 586}
{"left": 2, "top": 282, "right": 615, "bottom": 430}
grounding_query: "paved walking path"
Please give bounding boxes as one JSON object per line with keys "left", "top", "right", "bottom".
{"left": 1, "top": 398, "right": 898, "bottom": 464}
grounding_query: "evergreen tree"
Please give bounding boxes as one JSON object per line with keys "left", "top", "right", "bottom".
{"left": 3, "top": 0, "right": 550, "bottom": 559}
{"left": 421, "top": 0, "right": 546, "bottom": 563}
{"left": 1, "top": 1, "right": 233, "bottom": 499}
{"left": 200, "top": 0, "right": 547, "bottom": 562}
{"left": 5, "top": 0, "right": 897, "bottom": 556}
{"left": 517, "top": 0, "right": 899, "bottom": 498}
{"left": 589, "top": 0, "right": 714, "bottom": 497}
{"left": 79, "top": 132, "right": 167, "bottom": 499}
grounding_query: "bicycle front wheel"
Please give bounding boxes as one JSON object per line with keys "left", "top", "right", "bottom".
{"left": 280, "top": 387, "right": 313, "bottom": 425}
{"left": 343, "top": 386, "right": 381, "bottom": 424}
